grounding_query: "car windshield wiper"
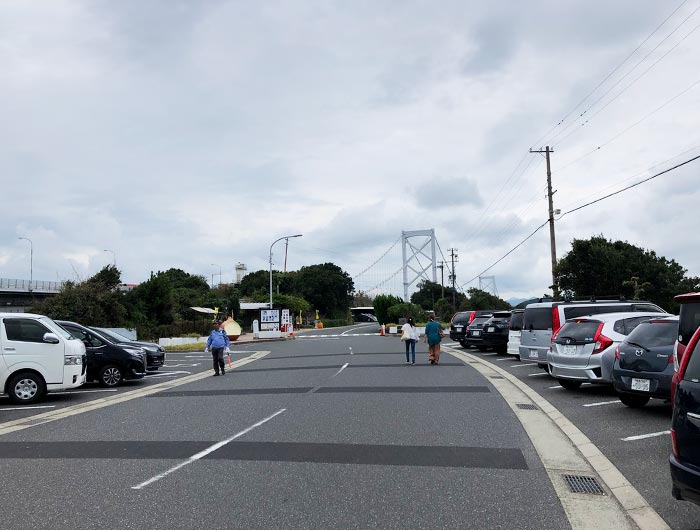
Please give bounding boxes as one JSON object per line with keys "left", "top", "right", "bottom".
{"left": 625, "top": 341, "right": 649, "bottom": 351}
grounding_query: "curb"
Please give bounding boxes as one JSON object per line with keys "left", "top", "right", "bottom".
{"left": 444, "top": 345, "right": 670, "bottom": 530}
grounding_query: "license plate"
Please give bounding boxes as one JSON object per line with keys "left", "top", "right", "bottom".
{"left": 455, "top": 326, "right": 463, "bottom": 332}
{"left": 563, "top": 345, "right": 576, "bottom": 355}
{"left": 487, "top": 327, "right": 495, "bottom": 333}
{"left": 472, "top": 330, "right": 481, "bottom": 336}
{"left": 631, "top": 378, "right": 650, "bottom": 391}
{"left": 529, "top": 349, "right": 539, "bottom": 358}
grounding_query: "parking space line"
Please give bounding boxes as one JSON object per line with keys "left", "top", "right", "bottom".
{"left": 622, "top": 431, "right": 671, "bottom": 442}
{"left": 131, "top": 408, "right": 287, "bottom": 490}
{"left": 527, "top": 373, "right": 550, "bottom": 377}
{"left": 51, "top": 389, "right": 119, "bottom": 395}
{"left": 482, "top": 353, "right": 498, "bottom": 356}
{"left": 506, "top": 363, "right": 536, "bottom": 369}
{"left": 333, "top": 363, "right": 349, "bottom": 377}
{"left": 583, "top": 400, "right": 621, "bottom": 407}
{"left": 496, "top": 358, "right": 511, "bottom": 362}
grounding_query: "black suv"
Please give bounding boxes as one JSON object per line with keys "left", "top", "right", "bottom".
{"left": 462, "top": 314, "right": 494, "bottom": 350}
{"left": 57, "top": 321, "right": 147, "bottom": 387}
{"left": 450, "top": 310, "right": 495, "bottom": 343}
{"left": 671, "top": 320, "right": 700, "bottom": 506}
{"left": 480, "top": 311, "right": 512, "bottom": 354}
{"left": 91, "top": 327, "right": 165, "bottom": 370}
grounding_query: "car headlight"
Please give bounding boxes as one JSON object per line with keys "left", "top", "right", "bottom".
{"left": 124, "top": 347, "right": 145, "bottom": 357}
{"left": 64, "top": 356, "right": 82, "bottom": 366}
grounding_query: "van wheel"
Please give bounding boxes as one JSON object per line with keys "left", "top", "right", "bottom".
{"left": 558, "top": 379, "right": 582, "bottom": 390}
{"left": 619, "top": 393, "right": 650, "bottom": 408}
{"left": 7, "top": 372, "right": 46, "bottom": 404}
{"left": 99, "top": 365, "right": 123, "bottom": 387}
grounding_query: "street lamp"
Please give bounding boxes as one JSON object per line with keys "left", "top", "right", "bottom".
{"left": 18, "top": 237, "right": 33, "bottom": 290}
{"left": 269, "top": 234, "right": 302, "bottom": 308}
{"left": 103, "top": 249, "right": 116, "bottom": 267}
{"left": 211, "top": 263, "right": 222, "bottom": 288}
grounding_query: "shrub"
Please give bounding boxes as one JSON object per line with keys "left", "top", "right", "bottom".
{"left": 387, "top": 303, "right": 427, "bottom": 323}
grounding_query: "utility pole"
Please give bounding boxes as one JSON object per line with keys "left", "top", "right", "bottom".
{"left": 530, "top": 146, "right": 559, "bottom": 299}
{"left": 448, "top": 248, "right": 458, "bottom": 310}
{"left": 437, "top": 261, "right": 445, "bottom": 299}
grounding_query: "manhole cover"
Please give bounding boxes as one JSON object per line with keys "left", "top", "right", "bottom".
{"left": 563, "top": 475, "right": 606, "bottom": 495}
{"left": 516, "top": 403, "right": 538, "bottom": 410}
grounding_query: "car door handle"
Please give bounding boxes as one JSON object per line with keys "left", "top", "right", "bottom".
{"left": 3, "top": 347, "right": 16, "bottom": 351}
{"left": 687, "top": 412, "right": 700, "bottom": 427}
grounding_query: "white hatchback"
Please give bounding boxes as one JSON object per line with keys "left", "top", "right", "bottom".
{"left": 548, "top": 312, "right": 671, "bottom": 390}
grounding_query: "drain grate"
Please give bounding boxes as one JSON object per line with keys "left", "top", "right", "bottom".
{"left": 563, "top": 475, "right": 606, "bottom": 495}
{"left": 489, "top": 375, "right": 504, "bottom": 379}
{"left": 516, "top": 403, "right": 538, "bottom": 410}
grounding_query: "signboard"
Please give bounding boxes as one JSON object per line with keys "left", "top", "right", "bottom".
{"left": 260, "top": 309, "right": 280, "bottom": 331}
{"left": 281, "top": 309, "right": 290, "bottom": 325}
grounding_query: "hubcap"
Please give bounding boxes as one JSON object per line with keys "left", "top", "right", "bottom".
{"left": 14, "top": 378, "right": 38, "bottom": 400}
{"left": 102, "top": 367, "right": 121, "bottom": 385}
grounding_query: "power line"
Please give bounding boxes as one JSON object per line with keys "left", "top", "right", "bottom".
{"left": 352, "top": 237, "right": 401, "bottom": 278}
{"left": 531, "top": 0, "right": 691, "bottom": 149}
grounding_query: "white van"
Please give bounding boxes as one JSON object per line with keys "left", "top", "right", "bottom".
{"left": 1, "top": 313, "right": 86, "bottom": 404}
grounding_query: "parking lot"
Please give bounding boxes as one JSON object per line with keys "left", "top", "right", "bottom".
{"left": 441, "top": 340, "right": 700, "bottom": 530}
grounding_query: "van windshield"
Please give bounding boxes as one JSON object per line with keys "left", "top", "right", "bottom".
{"left": 523, "top": 308, "right": 552, "bottom": 330}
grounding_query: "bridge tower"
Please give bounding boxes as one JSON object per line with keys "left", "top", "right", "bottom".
{"left": 401, "top": 229, "right": 437, "bottom": 301}
{"left": 479, "top": 275, "right": 498, "bottom": 297}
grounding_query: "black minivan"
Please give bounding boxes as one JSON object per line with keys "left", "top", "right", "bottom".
{"left": 670, "top": 321, "right": 700, "bottom": 506}
{"left": 57, "top": 321, "right": 147, "bottom": 387}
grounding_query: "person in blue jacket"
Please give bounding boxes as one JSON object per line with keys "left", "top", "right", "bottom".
{"left": 205, "top": 320, "right": 230, "bottom": 376}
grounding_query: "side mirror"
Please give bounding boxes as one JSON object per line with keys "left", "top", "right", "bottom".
{"left": 43, "top": 333, "right": 60, "bottom": 344}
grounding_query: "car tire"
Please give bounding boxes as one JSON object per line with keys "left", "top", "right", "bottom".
{"left": 459, "top": 340, "right": 468, "bottom": 348}
{"left": 99, "top": 365, "right": 124, "bottom": 387}
{"left": 558, "top": 379, "right": 582, "bottom": 390}
{"left": 7, "top": 372, "right": 46, "bottom": 405}
{"left": 496, "top": 346, "right": 508, "bottom": 355}
{"left": 618, "top": 393, "right": 650, "bottom": 408}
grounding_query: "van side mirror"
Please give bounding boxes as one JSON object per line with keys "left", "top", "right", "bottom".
{"left": 43, "top": 333, "right": 60, "bottom": 344}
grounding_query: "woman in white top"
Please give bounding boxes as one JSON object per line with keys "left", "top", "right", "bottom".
{"left": 401, "top": 317, "right": 418, "bottom": 365}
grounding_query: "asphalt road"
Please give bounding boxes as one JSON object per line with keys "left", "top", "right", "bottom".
{"left": 0, "top": 327, "right": 572, "bottom": 530}
{"left": 444, "top": 340, "right": 700, "bottom": 530}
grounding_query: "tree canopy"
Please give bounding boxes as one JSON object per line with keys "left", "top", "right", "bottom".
{"left": 556, "top": 236, "right": 699, "bottom": 312}
{"left": 410, "top": 280, "right": 467, "bottom": 310}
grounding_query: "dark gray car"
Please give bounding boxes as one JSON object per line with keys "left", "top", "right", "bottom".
{"left": 612, "top": 316, "right": 678, "bottom": 407}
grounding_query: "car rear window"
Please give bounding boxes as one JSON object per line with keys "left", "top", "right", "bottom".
{"left": 612, "top": 316, "right": 653, "bottom": 336}
{"left": 625, "top": 321, "right": 678, "bottom": 348}
{"left": 554, "top": 321, "right": 600, "bottom": 344}
{"left": 510, "top": 312, "right": 524, "bottom": 331}
{"left": 523, "top": 308, "right": 552, "bottom": 330}
{"left": 683, "top": 339, "right": 700, "bottom": 382}
{"left": 471, "top": 316, "right": 491, "bottom": 325}
{"left": 679, "top": 302, "right": 700, "bottom": 346}
{"left": 452, "top": 314, "right": 470, "bottom": 325}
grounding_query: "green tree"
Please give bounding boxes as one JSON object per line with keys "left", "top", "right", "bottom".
{"left": 410, "top": 280, "right": 467, "bottom": 310}
{"left": 291, "top": 263, "right": 354, "bottom": 317}
{"left": 32, "top": 267, "right": 127, "bottom": 326}
{"left": 238, "top": 270, "right": 273, "bottom": 298}
{"left": 387, "top": 303, "right": 427, "bottom": 323}
{"left": 373, "top": 294, "right": 403, "bottom": 324}
{"left": 556, "top": 236, "right": 699, "bottom": 312}
{"left": 466, "top": 288, "right": 511, "bottom": 310}
{"left": 352, "top": 290, "right": 374, "bottom": 307}
{"left": 434, "top": 297, "right": 453, "bottom": 321}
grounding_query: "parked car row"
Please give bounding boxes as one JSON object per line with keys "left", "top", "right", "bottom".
{"left": 0, "top": 313, "right": 165, "bottom": 404}
{"left": 453, "top": 293, "right": 700, "bottom": 509}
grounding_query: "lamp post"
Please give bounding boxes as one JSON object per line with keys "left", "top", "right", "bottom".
{"left": 18, "top": 237, "right": 33, "bottom": 291}
{"left": 269, "top": 234, "right": 302, "bottom": 308}
{"left": 211, "top": 263, "right": 222, "bottom": 288}
{"left": 103, "top": 249, "right": 116, "bottom": 267}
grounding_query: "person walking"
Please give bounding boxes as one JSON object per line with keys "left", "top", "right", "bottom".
{"left": 205, "top": 320, "right": 230, "bottom": 376}
{"left": 401, "top": 317, "right": 418, "bottom": 365}
{"left": 424, "top": 314, "right": 445, "bottom": 365}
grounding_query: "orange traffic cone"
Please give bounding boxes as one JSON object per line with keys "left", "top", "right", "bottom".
{"left": 380, "top": 324, "right": 385, "bottom": 336}
{"left": 289, "top": 324, "right": 295, "bottom": 339}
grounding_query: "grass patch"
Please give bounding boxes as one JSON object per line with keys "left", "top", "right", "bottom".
{"left": 164, "top": 342, "right": 207, "bottom": 352}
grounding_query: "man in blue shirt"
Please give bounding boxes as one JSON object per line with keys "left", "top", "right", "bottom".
{"left": 205, "top": 321, "right": 230, "bottom": 376}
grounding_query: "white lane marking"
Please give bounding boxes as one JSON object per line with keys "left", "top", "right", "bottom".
{"left": 143, "top": 371, "right": 192, "bottom": 378}
{"left": 507, "top": 363, "right": 537, "bottom": 369}
{"left": 527, "top": 373, "right": 550, "bottom": 377}
{"left": 548, "top": 385, "right": 564, "bottom": 389}
{"left": 162, "top": 363, "right": 199, "bottom": 368}
{"left": 296, "top": 337, "right": 341, "bottom": 340}
{"left": 132, "top": 408, "right": 287, "bottom": 490}
{"left": 548, "top": 383, "right": 591, "bottom": 389}
{"left": 333, "top": 363, "right": 349, "bottom": 377}
{"left": 340, "top": 325, "right": 374, "bottom": 336}
{"left": 622, "top": 430, "right": 671, "bottom": 442}
{"left": 583, "top": 400, "right": 621, "bottom": 407}
{"left": 51, "top": 389, "right": 119, "bottom": 395}
{"left": 496, "top": 358, "right": 511, "bottom": 362}
{"left": 482, "top": 353, "right": 498, "bottom": 356}
{"left": 1, "top": 405, "right": 56, "bottom": 411}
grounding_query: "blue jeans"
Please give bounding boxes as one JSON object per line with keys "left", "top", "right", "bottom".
{"left": 404, "top": 339, "right": 416, "bottom": 363}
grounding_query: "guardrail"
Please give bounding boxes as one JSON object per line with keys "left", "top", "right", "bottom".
{"left": 0, "top": 278, "right": 65, "bottom": 293}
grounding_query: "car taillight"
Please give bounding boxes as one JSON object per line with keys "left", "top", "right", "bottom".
{"left": 552, "top": 307, "right": 561, "bottom": 334}
{"left": 549, "top": 326, "right": 562, "bottom": 352}
{"left": 671, "top": 429, "right": 680, "bottom": 458}
{"left": 469, "top": 311, "right": 476, "bottom": 323}
{"left": 591, "top": 323, "right": 611, "bottom": 354}
{"left": 614, "top": 345, "right": 620, "bottom": 360}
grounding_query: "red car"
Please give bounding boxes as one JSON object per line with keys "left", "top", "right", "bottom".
{"left": 671, "top": 293, "right": 700, "bottom": 403}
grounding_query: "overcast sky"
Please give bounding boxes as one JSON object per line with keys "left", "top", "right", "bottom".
{"left": 2, "top": 0, "right": 699, "bottom": 302}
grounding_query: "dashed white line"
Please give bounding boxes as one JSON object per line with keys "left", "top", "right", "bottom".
{"left": 622, "top": 430, "right": 671, "bottom": 442}
{"left": 131, "top": 408, "right": 287, "bottom": 490}
{"left": 583, "top": 400, "right": 621, "bottom": 407}
{"left": 333, "top": 363, "right": 349, "bottom": 377}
